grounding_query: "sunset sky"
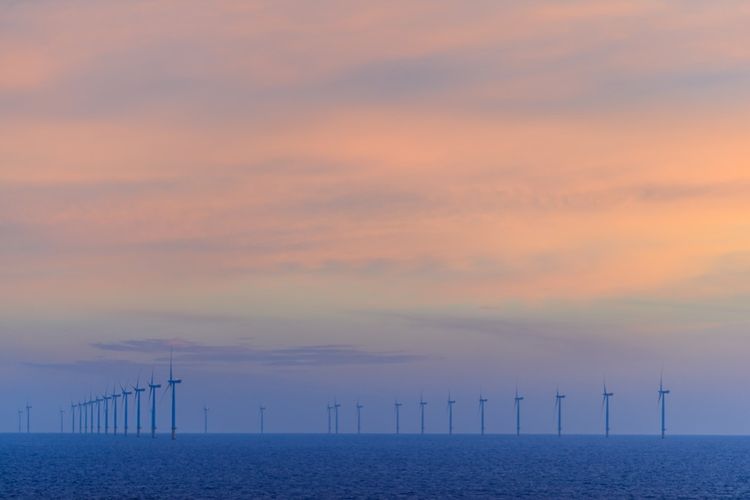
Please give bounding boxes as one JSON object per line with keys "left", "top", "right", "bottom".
{"left": 3, "top": 1, "right": 750, "bottom": 434}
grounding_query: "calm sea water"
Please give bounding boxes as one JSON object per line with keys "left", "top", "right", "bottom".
{"left": 1, "top": 434, "right": 749, "bottom": 498}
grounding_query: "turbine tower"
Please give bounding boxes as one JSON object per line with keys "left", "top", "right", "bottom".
{"left": 103, "top": 392, "right": 111, "bottom": 434}
{"left": 17, "top": 409, "right": 22, "bottom": 433}
{"left": 168, "top": 352, "right": 182, "bottom": 440}
{"left": 203, "top": 406, "right": 209, "bottom": 434}
{"left": 555, "top": 389, "right": 565, "bottom": 437}
{"left": 89, "top": 394, "right": 94, "bottom": 434}
{"left": 419, "top": 395, "right": 427, "bottom": 435}
{"left": 112, "top": 386, "right": 121, "bottom": 435}
{"left": 71, "top": 403, "right": 76, "bottom": 434}
{"left": 356, "top": 401, "right": 363, "bottom": 434}
{"left": 447, "top": 394, "right": 456, "bottom": 435}
{"left": 78, "top": 400, "right": 83, "bottom": 434}
{"left": 334, "top": 399, "right": 341, "bottom": 434}
{"left": 259, "top": 405, "right": 266, "bottom": 434}
{"left": 514, "top": 388, "right": 524, "bottom": 436}
{"left": 60, "top": 409, "right": 65, "bottom": 433}
{"left": 122, "top": 386, "right": 132, "bottom": 436}
{"left": 95, "top": 395, "right": 102, "bottom": 434}
{"left": 326, "top": 403, "right": 332, "bottom": 434}
{"left": 479, "top": 394, "right": 488, "bottom": 435}
{"left": 658, "top": 375, "right": 670, "bottom": 439}
{"left": 602, "top": 383, "right": 614, "bottom": 438}
{"left": 83, "top": 400, "right": 88, "bottom": 434}
{"left": 134, "top": 378, "right": 145, "bottom": 437}
{"left": 25, "top": 403, "right": 31, "bottom": 433}
{"left": 149, "top": 372, "right": 161, "bottom": 439}
{"left": 394, "top": 400, "right": 403, "bottom": 434}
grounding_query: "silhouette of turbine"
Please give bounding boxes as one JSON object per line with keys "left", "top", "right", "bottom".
{"left": 122, "top": 385, "right": 132, "bottom": 436}
{"left": 103, "top": 391, "right": 111, "bottom": 434}
{"left": 602, "top": 383, "right": 614, "bottom": 438}
{"left": 203, "top": 405, "right": 209, "bottom": 434}
{"left": 658, "top": 374, "right": 670, "bottom": 439}
{"left": 356, "top": 401, "right": 363, "bottom": 434}
{"left": 60, "top": 408, "right": 65, "bottom": 433}
{"left": 112, "top": 386, "right": 121, "bottom": 436}
{"left": 555, "top": 389, "right": 566, "bottom": 437}
{"left": 479, "top": 394, "right": 488, "bottom": 435}
{"left": 326, "top": 403, "right": 333, "bottom": 434}
{"left": 95, "top": 395, "right": 102, "bottom": 434}
{"left": 168, "top": 351, "right": 182, "bottom": 440}
{"left": 334, "top": 399, "right": 341, "bottom": 434}
{"left": 71, "top": 403, "right": 76, "bottom": 434}
{"left": 149, "top": 372, "right": 161, "bottom": 439}
{"left": 17, "top": 409, "right": 22, "bottom": 433}
{"left": 25, "top": 403, "right": 31, "bottom": 433}
{"left": 447, "top": 394, "right": 456, "bottom": 435}
{"left": 259, "top": 405, "right": 266, "bottom": 434}
{"left": 134, "top": 378, "right": 145, "bottom": 437}
{"left": 514, "top": 388, "right": 524, "bottom": 437}
{"left": 419, "top": 395, "right": 427, "bottom": 435}
{"left": 394, "top": 400, "right": 403, "bottom": 434}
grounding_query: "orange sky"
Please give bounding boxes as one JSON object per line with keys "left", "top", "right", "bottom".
{"left": 3, "top": 1, "right": 750, "bottom": 433}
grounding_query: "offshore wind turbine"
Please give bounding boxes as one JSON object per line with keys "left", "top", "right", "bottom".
{"left": 134, "top": 378, "right": 145, "bottom": 437}
{"left": 122, "top": 386, "right": 132, "bottom": 436}
{"left": 326, "top": 403, "right": 332, "bottom": 434}
{"left": 26, "top": 403, "right": 31, "bottom": 433}
{"left": 334, "top": 399, "right": 341, "bottom": 434}
{"left": 394, "top": 400, "right": 403, "bottom": 434}
{"left": 479, "top": 394, "right": 488, "bottom": 435}
{"left": 103, "top": 392, "right": 111, "bottom": 434}
{"left": 168, "top": 352, "right": 182, "bottom": 440}
{"left": 95, "top": 395, "right": 102, "bottom": 434}
{"left": 356, "top": 401, "right": 363, "bottom": 434}
{"left": 78, "top": 401, "right": 83, "bottom": 434}
{"left": 60, "top": 409, "right": 65, "bottom": 433}
{"left": 17, "top": 409, "right": 22, "bottom": 433}
{"left": 89, "top": 394, "right": 94, "bottom": 434}
{"left": 83, "top": 400, "right": 89, "bottom": 434}
{"left": 259, "top": 405, "right": 266, "bottom": 434}
{"left": 112, "top": 386, "right": 121, "bottom": 435}
{"left": 659, "top": 375, "right": 670, "bottom": 439}
{"left": 71, "top": 403, "right": 76, "bottom": 433}
{"left": 203, "top": 405, "right": 209, "bottom": 434}
{"left": 447, "top": 394, "right": 456, "bottom": 435}
{"left": 514, "top": 388, "right": 524, "bottom": 436}
{"left": 149, "top": 372, "right": 161, "bottom": 439}
{"left": 419, "top": 395, "right": 427, "bottom": 435}
{"left": 555, "top": 389, "right": 566, "bottom": 437}
{"left": 602, "top": 383, "right": 614, "bottom": 438}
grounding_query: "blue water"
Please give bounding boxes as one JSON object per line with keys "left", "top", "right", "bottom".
{"left": 2, "top": 434, "right": 750, "bottom": 498}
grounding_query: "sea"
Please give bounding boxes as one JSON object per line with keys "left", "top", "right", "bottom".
{"left": 1, "top": 434, "right": 749, "bottom": 498}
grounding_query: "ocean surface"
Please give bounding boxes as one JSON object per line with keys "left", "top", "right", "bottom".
{"left": 2, "top": 434, "right": 749, "bottom": 498}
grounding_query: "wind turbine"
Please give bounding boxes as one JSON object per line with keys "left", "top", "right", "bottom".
{"left": 658, "top": 375, "right": 670, "bottom": 439}
{"left": 122, "top": 386, "right": 132, "bottom": 436}
{"left": 134, "top": 378, "right": 145, "bottom": 437}
{"left": 25, "top": 403, "right": 31, "bottom": 433}
{"left": 203, "top": 406, "right": 209, "bottom": 434}
{"left": 78, "top": 401, "right": 83, "bottom": 434}
{"left": 95, "top": 395, "right": 102, "bottom": 434}
{"left": 419, "top": 395, "right": 427, "bottom": 435}
{"left": 326, "top": 404, "right": 332, "bottom": 434}
{"left": 83, "top": 400, "right": 88, "bottom": 434}
{"left": 447, "top": 394, "right": 456, "bottom": 435}
{"left": 259, "top": 405, "right": 266, "bottom": 434}
{"left": 334, "top": 399, "right": 341, "bottom": 434}
{"left": 112, "top": 386, "right": 121, "bottom": 435}
{"left": 356, "top": 401, "right": 363, "bottom": 434}
{"left": 71, "top": 403, "right": 76, "bottom": 434}
{"left": 602, "top": 383, "right": 614, "bottom": 438}
{"left": 168, "top": 351, "right": 182, "bottom": 440}
{"left": 60, "top": 409, "right": 65, "bottom": 433}
{"left": 479, "top": 394, "right": 488, "bottom": 435}
{"left": 89, "top": 394, "right": 94, "bottom": 434}
{"left": 17, "top": 409, "right": 22, "bottom": 433}
{"left": 514, "top": 388, "right": 524, "bottom": 436}
{"left": 149, "top": 372, "right": 161, "bottom": 439}
{"left": 394, "top": 400, "right": 403, "bottom": 434}
{"left": 555, "top": 389, "right": 565, "bottom": 437}
{"left": 103, "top": 392, "right": 111, "bottom": 434}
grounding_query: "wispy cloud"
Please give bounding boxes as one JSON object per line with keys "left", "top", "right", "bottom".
{"left": 91, "top": 338, "right": 423, "bottom": 366}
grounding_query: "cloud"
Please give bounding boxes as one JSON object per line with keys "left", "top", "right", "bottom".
{"left": 91, "top": 338, "right": 423, "bottom": 366}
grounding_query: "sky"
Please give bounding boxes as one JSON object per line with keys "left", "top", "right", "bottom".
{"left": 2, "top": 0, "right": 750, "bottom": 434}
